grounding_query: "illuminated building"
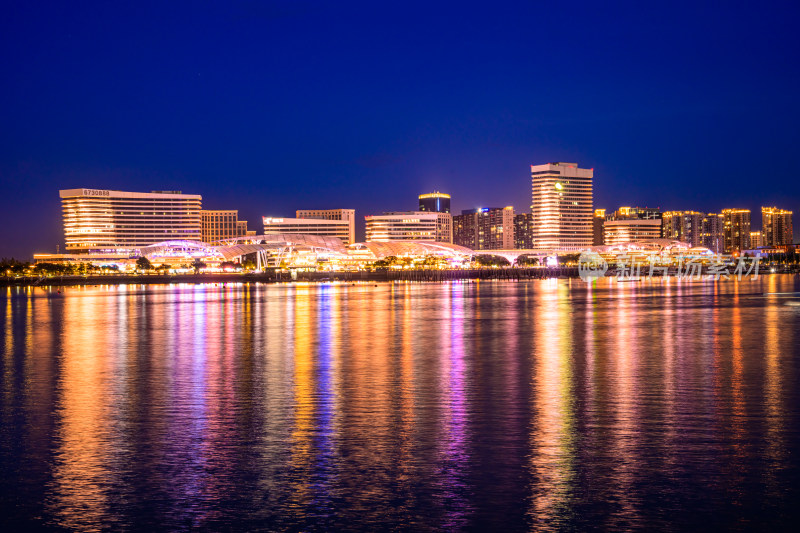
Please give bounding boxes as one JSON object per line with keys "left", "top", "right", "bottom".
{"left": 590, "top": 238, "right": 713, "bottom": 263}
{"left": 514, "top": 213, "right": 535, "bottom": 249}
{"left": 608, "top": 206, "right": 662, "bottom": 220}
{"left": 453, "top": 207, "right": 514, "bottom": 250}
{"left": 722, "top": 209, "right": 751, "bottom": 252}
{"left": 661, "top": 211, "right": 703, "bottom": 246}
{"left": 761, "top": 207, "right": 793, "bottom": 247}
{"left": 750, "top": 231, "right": 763, "bottom": 249}
{"left": 603, "top": 219, "right": 662, "bottom": 245}
{"left": 418, "top": 192, "right": 451, "bottom": 213}
{"left": 530, "top": 162, "right": 593, "bottom": 250}
{"left": 365, "top": 211, "right": 452, "bottom": 242}
{"left": 201, "top": 210, "right": 252, "bottom": 243}
{"left": 60, "top": 188, "right": 202, "bottom": 253}
{"left": 296, "top": 209, "right": 356, "bottom": 244}
{"left": 702, "top": 213, "right": 724, "bottom": 253}
{"left": 435, "top": 212, "right": 453, "bottom": 243}
{"left": 263, "top": 216, "right": 353, "bottom": 243}
{"left": 593, "top": 209, "right": 606, "bottom": 245}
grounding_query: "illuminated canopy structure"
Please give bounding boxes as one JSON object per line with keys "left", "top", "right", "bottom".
{"left": 590, "top": 238, "right": 710, "bottom": 255}
{"left": 213, "top": 234, "right": 350, "bottom": 268}
{"left": 45, "top": 234, "right": 713, "bottom": 270}
{"left": 216, "top": 233, "right": 347, "bottom": 261}
{"left": 140, "top": 240, "right": 223, "bottom": 260}
{"left": 350, "top": 241, "right": 473, "bottom": 260}
{"left": 589, "top": 239, "right": 713, "bottom": 261}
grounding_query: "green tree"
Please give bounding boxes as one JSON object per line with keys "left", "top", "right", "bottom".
{"left": 136, "top": 257, "right": 153, "bottom": 271}
{"left": 556, "top": 253, "right": 581, "bottom": 265}
{"left": 516, "top": 254, "right": 539, "bottom": 266}
{"left": 1, "top": 257, "right": 31, "bottom": 275}
{"left": 192, "top": 259, "right": 207, "bottom": 273}
{"left": 473, "top": 255, "right": 511, "bottom": 267}
{"left": 34, "top": 262, "right": 71, "bottom": 275}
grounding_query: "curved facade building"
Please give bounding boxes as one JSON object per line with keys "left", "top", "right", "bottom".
{"left": 60, "top": 188, "right": 202, "bottom": 252}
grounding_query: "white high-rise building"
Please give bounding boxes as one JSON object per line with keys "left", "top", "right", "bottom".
{"left": 530, "top": 162, "right": 593, "bottom": 250}
{"left": 60, "top": 188, "right": 202, "bottom": 252}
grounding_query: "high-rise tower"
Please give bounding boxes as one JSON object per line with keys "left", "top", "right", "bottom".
{"left": 418, "top": 192, "right": 451, "bottom": 213}
{"left": 530, "top": 162, "right": 593, "bottom": 250}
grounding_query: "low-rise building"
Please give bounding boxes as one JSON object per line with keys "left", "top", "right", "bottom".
{"left": 603, "top": 219, "right": 662, "bottom": 245}
{"left": 296, "top": 209, "right": 356, "bottom": 244}
{"left": 365, "top": 211, "right": 452, "bottom": 243}
{"left": 263, "top": 216, "right": 353, "bottom": 243}
{"left": 201, "top": 210, "right": 251, "bottom": 243}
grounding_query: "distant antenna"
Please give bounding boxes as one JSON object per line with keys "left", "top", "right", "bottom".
{"left": 56, "top": 244, "right": 59, "bottom": 254}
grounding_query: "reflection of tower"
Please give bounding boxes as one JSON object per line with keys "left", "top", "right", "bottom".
{"left": 290, "top": 286, "right": 314, "bottom": 506}
{"left": 529, "top": 282, "right": 576, "bottom": 524}
{"left": 418, "top": 191, "right": 451, "bottom": 213}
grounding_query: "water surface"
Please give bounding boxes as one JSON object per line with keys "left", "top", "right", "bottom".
{"left": 2, "top": 277, "right": 800, "bottom": 531}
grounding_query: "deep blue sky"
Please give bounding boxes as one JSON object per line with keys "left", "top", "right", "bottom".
{"left": 2, "top": 1, "right": 800, "bottom": 257}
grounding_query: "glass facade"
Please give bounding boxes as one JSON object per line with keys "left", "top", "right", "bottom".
{"left": 418, "top": 192, "right": 451, "bottom": 214}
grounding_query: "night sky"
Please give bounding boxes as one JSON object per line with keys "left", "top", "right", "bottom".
{"left": 2, "top": 1, "right": 800, "bottom": 258}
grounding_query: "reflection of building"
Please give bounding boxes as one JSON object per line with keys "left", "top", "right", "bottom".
{"left": 201, "top": 210, "right": 252, "bottom": 243}
{"left": 592, "top": 209, "right": 606, "bottom": 245}
{"left": 296, "top": 209, "right": 356, "bottom": 244}
{"left": 603, "top": 219, "right": 662, "bottom": 245}
{"left": 418, "top": 192, "right": 451, "bottom": 213}
{"left": 60, "top": 188, "right": 202, "bottom": 253}
{"left": 453, "top": 207, "right": 514, "bottom": 250}
{"left": 263, "top": 216, "right": 353, "bottom": 243}
{"left": 365, "top": 212, "right": 452, "bottom": 243}
{"left": 530, "top": 162, "right": 593, "bottom": 250}
{"left": 702, "top": 213, "right": 724, "bottom": 253}
{"left": 761, "top": 207, "right": 793, "bottom": 247}
{"left": 722, "top": 208, "right": 751, "bottom": 252}
{"left": 661, "top": 211, "right": 703, "bottom": 246}
{"left": 514, "top": 213, "right": 535, "bottom": 249}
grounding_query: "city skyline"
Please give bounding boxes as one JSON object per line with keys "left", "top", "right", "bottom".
{"left": 5, "top": 159, "right": 800, "bottom": 258}
{"left": 44, "top": 182, "right": 795, "bottom": 260}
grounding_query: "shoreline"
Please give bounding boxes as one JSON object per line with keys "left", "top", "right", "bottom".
{"left": 1, "top": 267, "right": 581, "bottom": 287}
{"left": 3, "top": 266, "right": 798, "bottom": 288}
